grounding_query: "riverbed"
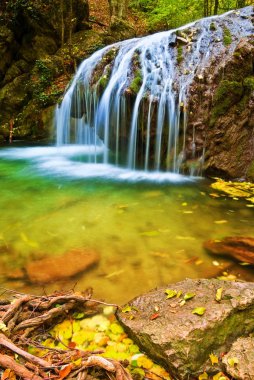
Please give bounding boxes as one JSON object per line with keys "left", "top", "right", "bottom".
{"left": 0, "top": 144, "right": 253, "bottom": 304}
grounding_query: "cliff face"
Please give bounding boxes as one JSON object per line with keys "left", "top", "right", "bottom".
{"left": 186, "top": 35, "right": 254, "bottom": 180}
{"left": 0, "top": 0, "right": 96, "bottom": 142}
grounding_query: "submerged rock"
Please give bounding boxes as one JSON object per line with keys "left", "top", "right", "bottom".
{"left": 204, "top": 236, "right": 254, "bottom": 264}
{"left": 117, "top": 278, "right": 254, "bottom": 379}
{"left": 25, "top": 248, "right": 99, "bottom": 283}
{"left": 222, "top": 336, "right": 254, "bottom": 379}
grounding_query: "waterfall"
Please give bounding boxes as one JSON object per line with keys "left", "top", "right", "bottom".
{"left": 56, "top": 7, "right": 253, "bottom": 174}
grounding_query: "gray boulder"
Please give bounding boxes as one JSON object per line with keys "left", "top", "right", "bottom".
{"left": 117, "top": 278, "right": 254, "bottom": 379}
{"left": 222, "top": 336, "right": 254, "bottom": 380}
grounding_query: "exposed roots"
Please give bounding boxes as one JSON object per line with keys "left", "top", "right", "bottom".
{"left": 0, "top": 289, "right": 131, "bottom": 380}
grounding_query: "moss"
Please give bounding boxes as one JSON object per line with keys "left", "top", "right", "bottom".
{"left": 243, "top": 76, "right": 254, "bottom": 92}
{"left": 247, "top": 160, "right": 254, "bottom": 180}
{"left": 223, "top": 27, "right": 232, "bottom": 46}
{"left": 129, "top": 70, "right": 143, "bottom": 94}
{"left": 209, "top": 22, "right": 217, "bottom": 31}
{"left": 177, "top": 46, "right": 183, "bottom": 64}
{"left": 210, "top": 80, "right": 243, "bottom": 125}
{"left": 233, "top": 51, "right": 241, "bottom": 58}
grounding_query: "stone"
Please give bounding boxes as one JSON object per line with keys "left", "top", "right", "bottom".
{"left": 25, "top": 248, "right": 99, "bottom": 283}
{"left": 223, "top": 336, "right": 254, "bottom": 379}
{"left": 117, "top": 278, "right": 254, "bottom": 380}
{"left": 204, "top": 236, "right": 254, "bottom": 264}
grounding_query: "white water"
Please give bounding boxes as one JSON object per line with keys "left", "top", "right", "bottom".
{"left": 56, "top": 7, "right": 253, "bottom": 174}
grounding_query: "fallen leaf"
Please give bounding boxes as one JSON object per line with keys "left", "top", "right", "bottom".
{"left": 184, "top": 293, "right": 196, "bottom": 301}
{"left": 214, "top": 220, "right": 228, "bottom": 224}
{"left": 150, "top": 313, "right": 160, "bottom": 320}
{"left": 192, "top": 307, "right": 206, "bottom": 316}
{"left": 227, "top": 357, "right": 239, "bottom": 367}
{"left": 122, "top": 305, "right": 132, "bottom": 313}
{"left": 1, "top": 369, "right": 16, "bottom": 380}
{"left": 165, "top": 289, "right": 177, "bottom": 299}
{"left": 140, "top": 231, "right": 159, "bottom": 237}
{"left": 59, "top": 364, "right": 73, "bottom": 380}
{"left": 215, "top": 288, "right": 223, "bottom": 302}
{"left": 210, "top": 353, "right": 219, "bottom": 365}
{"left": 199, "top": 372, "right": 208, "bottom": 380}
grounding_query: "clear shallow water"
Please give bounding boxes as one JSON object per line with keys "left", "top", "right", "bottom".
{"left": 0, "top": 144, "right": 253, "bottom": 304}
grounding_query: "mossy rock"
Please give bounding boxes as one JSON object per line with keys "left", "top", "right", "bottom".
{"left": 3, "top": 59, "right": 30, "bottom": 85}
{"left": 210, "top": 80, "right": 243, "bottom": 125}
{"left": 129, "top": 70, "right": 143, "bottom": 94}
{"left": 243, "top": 76, "right": 254, "bottom": 92}
{"left": 223, "top": 27, "right": 232, "bottom": 46}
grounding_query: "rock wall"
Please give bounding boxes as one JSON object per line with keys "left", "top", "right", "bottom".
{"left": 0, "top": 0, "right": 100, "bottom": 142}
{"left": 187, "top": 34, "right": 254, "bottom": 181}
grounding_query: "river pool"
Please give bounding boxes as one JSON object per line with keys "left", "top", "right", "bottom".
{"left": 0, "top": 144, "right": 253, "bottom": 304}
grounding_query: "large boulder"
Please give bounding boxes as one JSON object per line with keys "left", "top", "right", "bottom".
{"left": 187, "top": 35, "right": 254, "bottom": 180}
{"left": 117, "top": 278, "right": 254, "bottom": 379}
{"left": 204, "top": 236, "right": 254, "bottom": 264}
{"left": 222, "top": 336, "right": 254, "bottom": 379}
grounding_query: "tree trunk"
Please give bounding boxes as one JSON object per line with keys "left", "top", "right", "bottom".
{"left": 204, "top": 0, "right": 209, "bottom": 17}
{"left": 214, "top": 0, "right": 219, "bottom": 14}
{"left": 236, "top": 0, "right": 246, "bottom": 7}
{"left": 108, "top": 0, "right": 128, "bottom": 23}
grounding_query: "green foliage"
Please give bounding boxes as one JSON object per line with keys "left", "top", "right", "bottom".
{"left": 223, "top": 27, "right": 232, "bottom": 46}
{"left": 177, "top": 46, "right": 183, "bottom": 64}
{"left": 129, "top": 70, "right": 143, "bottom": 94}
{"left": 243, "top": 76, "right": 254, "bottom": 92}
{"left": 130, "top": 0, "right": 253, "bottom": 32}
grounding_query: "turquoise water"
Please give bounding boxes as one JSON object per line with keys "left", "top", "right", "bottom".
{"left": 0, "top": 144, "right": 253, "bottom": 303}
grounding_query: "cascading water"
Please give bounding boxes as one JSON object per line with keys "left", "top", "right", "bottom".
{"left": 56, "top": 7, "right": 253, "bottom": 174}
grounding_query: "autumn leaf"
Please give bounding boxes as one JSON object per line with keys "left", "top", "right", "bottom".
{"left": 184, "top": 292, "right": 196, "bottom": 301}
{"left": 198, "top": 372, "right": 208, "bottom": 380}
{"left": 165, "top": 289, "right": 177, "bottom": 299}
{"left": 122, "top": 305, "right": 132, "bottom": 313}
{"left": 209, "top": 353, "right": 219, "bottom": 365}
{"left": 58, "top": 364, "right": 73, "bottom": 380}
{"left": 213, "top": 372, "right": 228, "bottom": 380}
{"left": 192, "top": 307, "right": 206, "bottom": 316}
{"left": 227, "top": 357, "right": 239, "bottom": 367}
{"left": 1, "top": 369, "right": 16, "bottom": 380}
{"left": 150, "top": 313, "right": 160, "bottom": 320}
{"left": 215, "top": 288, "right": 223, "bottom": 302}
{"left": 140, "top": 231, "right": 159, "bottom": 237}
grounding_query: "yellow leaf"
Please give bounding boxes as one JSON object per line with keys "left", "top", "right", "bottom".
{"left": 210, "top": 353, "right": 219, "bottom": 365}
{"left": 20, "top": 232, "right": 39, "bottom": 248}
{"left": 140, "top": 231, "right": 159, "bottom": 237}
{"left": 192, "top": 307, "right": 206, "bottom": 316}
{"left": 184, "top": 293, "right": 195, "bottom": 301}
{"left": 2, "top": 369, "right": 16, "bottom": 380}
{"left": 227, "top": 357, "right": 239, "bottom": 367}
{"left": 165, "top": 289, "right": 177, "bottom": 299}
{"left": 214, "top": 220, "right": 228, "bottom": 224}
{"left": 199, "top": 372, "right": 208, "bottom": 380}
{"left": 215, "top": 288, "right": 223, "bottom": 302}
{"left": 213, "top": 373, "right": 227, "bottom": 380}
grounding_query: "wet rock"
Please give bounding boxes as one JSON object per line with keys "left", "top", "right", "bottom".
{"left": 25, "top": 248, "right": 99, "bottom": 283}
{"left": 204, "top": 236, "right": 254, "bottom": 264}
{"left": 117, "top": 278, "right": 254, "bottom": 380}
{"left": 7, "top": 268, "right": 26, "bottom": 281}
{"left": 222, "top": 336, "right": 254, "bottom": 379}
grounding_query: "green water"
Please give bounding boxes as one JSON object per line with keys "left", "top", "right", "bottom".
{"left": 0, "top": 145, "right": 253, "bottom": 304}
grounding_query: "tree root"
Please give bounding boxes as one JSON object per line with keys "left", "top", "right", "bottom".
{"left": 0, "top": 289, "right": 132, "bottom": 380}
